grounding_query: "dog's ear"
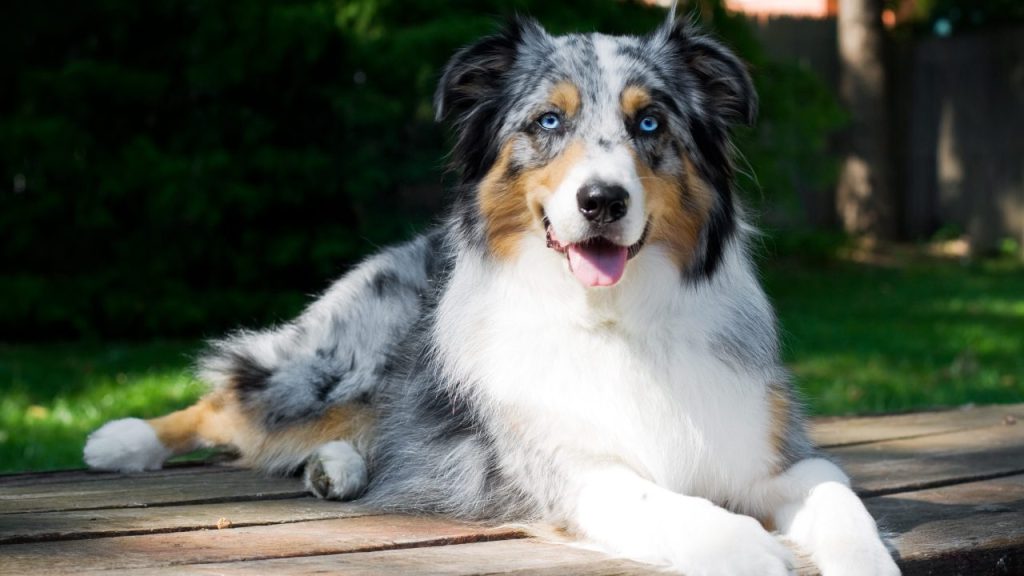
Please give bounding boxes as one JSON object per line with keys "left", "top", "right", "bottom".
{"left": 656, "top": 17, "right": 758, "bottom": 127}
{"left": 434, "top": 16, "right": 547, "bottom": 122}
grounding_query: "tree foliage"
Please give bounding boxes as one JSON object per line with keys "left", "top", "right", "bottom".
{"left": 1, "top": 0, "right": 842, "bottom": 339}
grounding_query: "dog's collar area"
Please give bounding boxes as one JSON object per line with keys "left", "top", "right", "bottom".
{"left": 544, "top": 217, "right": 651, "bottom": 260}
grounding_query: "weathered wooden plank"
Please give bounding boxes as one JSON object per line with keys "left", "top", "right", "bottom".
{"left": 90, "top": 539, "right": 660, "bottom": 576}
{"left": 79, "top": 476, "right": 1024, "bottom": 576}
{"left": 0, "top": 469, "right": 306, "bottom": 514}
{"left": 0, "top": 498, "right": 376, "bottom": 544}
{"left": 866, "top": 474, "right": 1024, "bottom": 575}
{"left": 0, "top": 461, "right": 236, "bottom": 488}
{"left": 0, "top": 515, "right": 524, "bottom": 572}
{"left": 812, "top": 403, "right": 1024, "bottom": 448}
{"left": 835, "top": 421, "right": 1024, "bottom": 496}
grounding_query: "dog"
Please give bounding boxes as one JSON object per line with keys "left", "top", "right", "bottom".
{"left": 84, "top": 13, "right": 900, "bottom": 576}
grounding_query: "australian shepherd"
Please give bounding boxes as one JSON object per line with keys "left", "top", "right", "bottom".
{"left": 85, "top": 13, "right": 899, "bottom": 576}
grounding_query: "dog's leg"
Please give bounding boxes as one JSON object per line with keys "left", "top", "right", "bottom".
{"left": 570, "top": 466, "right": 792, "bottom": 576}
{"left": 303, "top": 440, "right": 369, "bottom": 500}
{"left": 770, "top": 458, "right": 900, "bottom": 576}
{"left": 85, "top": 387, "right": 375, "bottom": 483}
{"left": 85, "top": 230, "right": 439, "bottom": 476}
{"left": 84, "top": 390, "right": 244, "bottom": 472}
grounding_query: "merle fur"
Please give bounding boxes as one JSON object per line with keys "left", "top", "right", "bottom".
{"left": 195, "top": 15, "right": 810, "bottom": 517}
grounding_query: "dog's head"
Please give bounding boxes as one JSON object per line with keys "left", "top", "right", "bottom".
{"left": 436, "top": 15, "right": 755, "bottom": 287}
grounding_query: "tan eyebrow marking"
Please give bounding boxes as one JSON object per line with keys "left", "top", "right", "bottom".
{"left": 549, "top": 81, "right": 581, "bottom": 117}
{"left": 621, "top": 85, "right": 652, "bottom": 117}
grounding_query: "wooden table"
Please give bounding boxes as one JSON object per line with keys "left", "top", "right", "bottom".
{"left": 2, "top": 403, "right": 1023, "bottom": 575}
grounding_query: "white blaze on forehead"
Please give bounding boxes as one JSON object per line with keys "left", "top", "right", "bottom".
{"left": 540, "top": 35, "right": 648, "bottom": 249}
{"left": 592, "top": 34, "right": 632, "bottom": 137}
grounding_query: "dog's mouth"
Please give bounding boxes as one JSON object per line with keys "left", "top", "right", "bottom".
{"left": 544, "top": 218, "right": 650, "bottom": 288}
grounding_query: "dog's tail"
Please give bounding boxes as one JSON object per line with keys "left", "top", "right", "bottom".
{"left": 83, "top": 389, "right": 375, "bottom": 473}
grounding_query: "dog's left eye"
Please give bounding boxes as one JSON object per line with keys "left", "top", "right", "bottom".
{"left": 537, "top": 112, "right": 562, "bottom": 131}
{"left": 638, "top": 115, "right": 659, "bottom": 133}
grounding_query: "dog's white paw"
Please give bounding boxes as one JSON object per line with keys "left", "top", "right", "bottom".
{"left": 303, "top": 440, "right": 368, "bottom": 500}
{"left": 816, "top": 535, "right": 901, "bottom": 576}
{"left": 669, "top": 509, "right": 793, "bottom": 576}
{"left": 84, "top": 418, "right": 172, "bottom": 472}
{"left": 781, "top": 477, "right": 902, "bottom": 576}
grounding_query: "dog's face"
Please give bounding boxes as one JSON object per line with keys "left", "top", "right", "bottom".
{"left": 436, "top": 16, "right": 755, "bottom": 286}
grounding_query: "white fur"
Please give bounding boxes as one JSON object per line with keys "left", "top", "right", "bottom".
{"left": 772, "top": 459, "right": 901, "bottom": 576}
{"left": 543, "top": 142, "right": 648, "bottom": 246}
{"left": 434, "top": 228, "right": 897, "bottom": 574}
{"left": 574, "top": 467, "right": 792, "bottom": 575}
{"left": 304, "top": 440, "right": 368, "bottom": 500}
{"left": 439, "top": 237, "right": 779, "bottom": 501}
{"left": 84, "top": 417, "right": 172, "bottom": 472}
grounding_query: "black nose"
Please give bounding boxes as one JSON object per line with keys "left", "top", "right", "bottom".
{"left": 577, "top": 182, "right": 629, "bottom": 224}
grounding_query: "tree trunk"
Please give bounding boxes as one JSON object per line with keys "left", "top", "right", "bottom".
{"left": 837, "top": 0, "right": 896, "bottom": 239}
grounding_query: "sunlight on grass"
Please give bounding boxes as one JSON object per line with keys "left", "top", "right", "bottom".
{"left": 0, "top": 342, "right": 206, "bottom": 472}
{"left": 765, "top": 257, "right": 1024, "bottom": 415}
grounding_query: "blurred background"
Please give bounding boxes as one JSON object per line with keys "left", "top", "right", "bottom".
{"left": 2, "top": 0, "right": 1022, "bottom": 472}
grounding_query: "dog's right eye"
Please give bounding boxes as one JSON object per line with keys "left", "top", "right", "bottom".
{"left": 537, "top": 112, "right": 562, "bottom": 131}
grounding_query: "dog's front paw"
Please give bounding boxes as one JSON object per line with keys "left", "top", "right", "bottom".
{"left": 816, "top": 537, "right": 900, "bottom": 576}
{"left": 671, "top": 508, "right": 793, "bottom": 576}
{"left": 303, "top": 440, "right": 368, "bottom": 500}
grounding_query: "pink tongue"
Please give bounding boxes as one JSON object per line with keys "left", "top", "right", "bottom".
{"left": 566, "top": 242, "right": 629, "bottom": 287}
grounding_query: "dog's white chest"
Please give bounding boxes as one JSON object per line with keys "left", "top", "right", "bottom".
{"left": 437, "top": 250, "right": 776, "bottom": 501}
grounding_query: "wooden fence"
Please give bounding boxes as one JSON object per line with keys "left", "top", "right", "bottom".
{"left": 751, "top": 17, "right": 1024, "bottom": 251}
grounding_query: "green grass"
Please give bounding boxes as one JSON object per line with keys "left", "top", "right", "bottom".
{"left": 764, "top": 257, "right": 1024, "bottom": 415}
{"left": 2, "top": 255, "right": 1022, "bottom": 472}
{"left": 0, "top": 341, "right": 206, "bottom": 473}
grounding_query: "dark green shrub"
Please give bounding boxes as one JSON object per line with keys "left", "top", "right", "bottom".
{"left": 1, "top": 0, "right": 841, "bottom": 339}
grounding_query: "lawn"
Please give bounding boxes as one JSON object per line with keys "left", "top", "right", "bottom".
{"left": 2, "top": 254, "right": 1022, "bottom": 473}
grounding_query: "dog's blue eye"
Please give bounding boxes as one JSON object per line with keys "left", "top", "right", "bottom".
{"left": 537, "top": 112, "right": 562, "bottom": 131}
{"left": 638, "top": 116, "right": 659, "bottom": 133}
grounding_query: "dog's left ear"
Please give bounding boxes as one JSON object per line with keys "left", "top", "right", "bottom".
{"left": 657, "top": 18, "right": 758, "bottom": 127}
{"left": 434, "top": 16, "right": 549, "bottom": 123}
{"left": 435, "top": 17, "right": 552, "bottom": 181}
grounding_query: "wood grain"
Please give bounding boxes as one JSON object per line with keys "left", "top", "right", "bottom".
{"left": 0, "top": 515, "right": 525, "bottom": 572}
{"left": 84, "top": 539, "right": 659, "bottom": 576}
{"left": 812, "top": 403, "right": 1024, "bottom": 448}
{"left": 866, "top": 474, "right": 1024, "bottom": 575}
{"left": 0, "top": 498, "right": 375, "bottom": 544}
{"left": 834, "top": 421, "right": 1024, "bottom": 496}
{"left": 0, "top": 469, "right": 306, "bottom": 514}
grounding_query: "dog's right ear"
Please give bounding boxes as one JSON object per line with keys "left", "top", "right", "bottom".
{"left": 434, "top": 16, "right": 545, "bottom": 123}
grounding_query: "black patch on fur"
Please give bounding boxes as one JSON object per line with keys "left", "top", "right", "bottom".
{"left": 228, "top": 352, "right": 273, "bottom": 396}
{"left": 662, "top": 21, "right": 758, "bottom": 127}
{"left": 371, "top": 270, "right": 402, "bottom": 298}
{"left": 436, "top": 17, "right": 552, "bottom": 184}
{"left": 686, "top": 119, "right": 736, "bottom": 280}
{"left": 315, "top": 345, "right": 337, "bottom": 361}
{"left": 616, "top": 42, "right": 645, "bottom": 61}
{"left": 419, "top": 382, "right": 478, "bottom": 439}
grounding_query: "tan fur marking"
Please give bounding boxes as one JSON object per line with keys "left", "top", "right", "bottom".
{"left": 549, "top": 81, "right": 581, "bottom": 117}
{"left": 240, "top": 402, "right": 375, "bottom": 470}
{"left": 480, "top": 140, "right": 586, "bottom": 259}
{"left": 147, "top": 391, "right": 233, "bottom": 454}
{"left": 635, "top": 154, "right": 714, "bottom": 268}
{"left": 621, "top": 85, "right": 652, "bottom": 117}
{"left": 147, "top": 390, "right": 375, "bottom": 471}
{"left": 768, "top": 389, "right": 792, "bottom": 474}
